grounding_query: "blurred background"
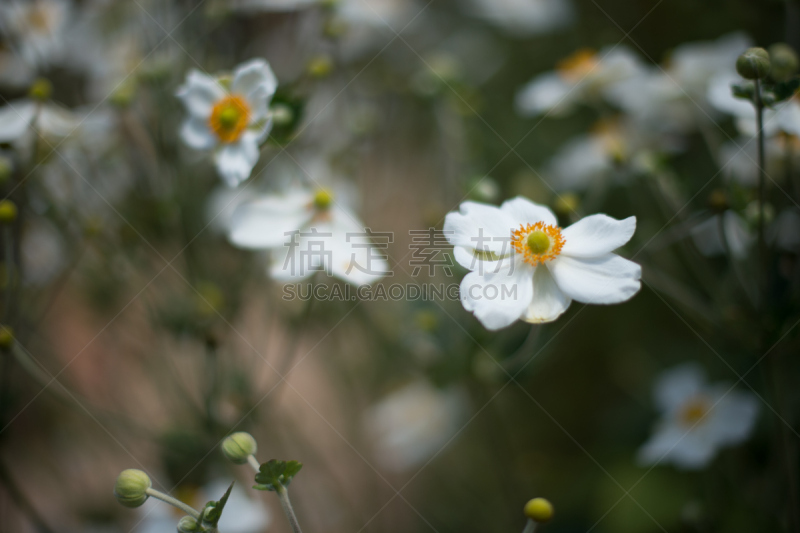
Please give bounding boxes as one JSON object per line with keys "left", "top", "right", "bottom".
{"left": 0, "top": 0, "right": 797, "bottom": 532}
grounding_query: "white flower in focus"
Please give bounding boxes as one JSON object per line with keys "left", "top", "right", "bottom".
{"left": 637, "top": 363, "right": 759, "bottom": 470}
{"left": 444, "top": 197, "right": 641, "bottom": 330}
{"left": 515, "top": 46, "right": 644, "bottom": 117}
{"left": 0, "top": 0, "right": 70, "bottom": 68}
{"left": 464, "top": 0, "right": 574, "bottom": 37}
{"left": 228, "top": 186, "right": 388, "bottom": 286}
{"left": 176, "top": 59, "right": 277, "bottom": 187}
{"left": 364, "top": 380, "right": 468, "bottom": 472}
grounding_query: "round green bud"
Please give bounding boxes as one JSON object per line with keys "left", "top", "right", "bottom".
{"left": 769, "top": 43, "right": 799, "bottom": 82}
{"left": 527, "top": 231, "right": 551, "bottom": 255}
{"left": 110, "top": 82, "right": 136, "bottom": 108}
{"left": 114, "top": 469, "right": 152, "bottom": 508}
{"left": 524, "top": 498, "right": 554, "bottom": 523}
{"left": 736, "top": 47, "right": 771, "bottom": 80}
{"left": 307, "top": 55, "right": 334, "bottom": 78}
{"left": 0, "top": 200, "right": 18, "bottom": 224}
{"left": 0, "top": 325, "right": 13, "bottom": 349}
{"left": 221, "top": 432, "right": 257, "bottom": 464}
{"left": 177, "top": 516, "right": 201, "bottom": 533}
{"left": 270, "top": 103, "right": 294, "bottom": 127}
{"left": 28, "top": 78, "right": 53, "bottom": 101}
{"left": 554, "top": 193, "right": 579, "bottom": 216}
{"left": 313, "top": 189, "right": 333, "bottom": 211}
{"left": 0, "top": 157, "right": 12, "bottom": 184}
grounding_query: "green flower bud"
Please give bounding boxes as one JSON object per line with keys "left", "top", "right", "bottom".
{"left": 270, "top": 103, "right": 294, "bottom": 127}
{"left": 307, "top": 56, "right": 334, "bottom": 78}
{"left": 524, "top": 497, "right": 554, "bottom": 523}
{"left": 177, "top": 516, "right": 202, "bottom": 533}
{"left": 736, "top": 47, "right": 771, "bottom": 80}
{"left": 769, "top": 43, "right": 799, "bottom": 82}
{"left": 0, "top": 200, "right": 18, "bottom": 224}
{"left": 221, "top": 432, "right": 257, "bottom": 464}
{"left": 0, "top": 325, "right": 13, "bottom": 349}
{"left": 114, "top": 469, "right": 152, "bottom": 508}
{"left": 110, "top": 81, "right": 137, "bottom": 108}
{"left": 313, "top": 189, "right": 333, "bottom": 211}
{"left": 554, "top": 193, "right": 579, "bottom": 216}
{"left": 0, "top": 157, "right": 12, "bottom": 184}
{"left": 28, "top": 78, "right": 53, "bottom": 101}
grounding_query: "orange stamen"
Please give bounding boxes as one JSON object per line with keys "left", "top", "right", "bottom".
{"left": 511, "top": 222, "right": 565, "bottom": 266}
{"left": 208, "top": 95, "right": 250, "bottom": 143}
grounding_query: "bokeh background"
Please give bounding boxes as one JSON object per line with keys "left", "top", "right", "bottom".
{"left": 0, "top": 1, "right": 797, "bottom": 533}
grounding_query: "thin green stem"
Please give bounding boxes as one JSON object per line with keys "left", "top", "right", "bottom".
{"left": 276, "top": 487, "right": 303, "bottom": 533}
{"left": 247, "top": 454, "right": 260, "bottom": 473}
{"left": 145, "top": 488, "right": 201, "bottom": 519}
{"left": 754, "top": 78, "right": 767, "bottom": 313}
{"left": 521, "top": 518, "right": 538, "bottom": 533}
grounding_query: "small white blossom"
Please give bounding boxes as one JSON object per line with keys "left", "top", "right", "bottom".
{"left": 364, "top": 380, "right": 468, "bottom": 472}
{"left": 228, "top": 185, "right": 388, "bottom": 286}
{"left": 444, "top": 196, "right": 641, "bottom": 330}
{"left": 176, "top": 59, "right": 277, "bottom": 187}
{"left": 464, "top": 0, "right": 574, "bottom": 37}
{"left": 638, "top": 363, "right": 759, "bottom": 470}
{"left": 0, "top": 0, "right": 70, "bottom": 68}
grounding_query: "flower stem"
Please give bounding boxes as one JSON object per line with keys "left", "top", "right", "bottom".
{"left": 145, "top": 488, "right": 201, "bottom": 519}
{"left": 753, "top": 78, "right": 767, "bottom": 313}
{"left": 276, "top": 486, "right": 304, "bottom": 533}
{"left": 247, "top": 454, "right": 260, "bottom": 473}
{"left": 521, "top": 518, "right": 538, "bottom": 533}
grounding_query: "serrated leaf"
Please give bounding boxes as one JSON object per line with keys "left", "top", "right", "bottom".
{"left": 253, "top": 459, "right": 303, "bottom": 491}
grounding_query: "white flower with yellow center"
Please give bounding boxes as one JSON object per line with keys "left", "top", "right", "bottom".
{"left": 176, "top": 59, "right": 277, "bottom": 187}
{"left": 638, "top": 363, "right": 759, "bottom": 470}
{"left": 444, "top": 196, "right": 641, "bottom": 330}
{"left": 0, "top": 0, "right": 69, "bottom": 68}
{"left": 228, "top": 187, "right": 388, "bottom": 286}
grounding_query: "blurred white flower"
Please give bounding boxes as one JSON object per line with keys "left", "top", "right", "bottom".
{"left": 464, "top": 0, "right": 574, "bottom": 37}
{"left": 689, "top": 210, "right": 752, "bottom": 259}
{"left": 638, "top": 363, "right": 759, "bottom": 470}
{"left": 515, "top": 46, "right": 644, "bottom": 117}
{"left": 228, "top": 184, "right": 388, "bottom": 286}
{"left": 444, "top": 197, "right": 641, "bottom": 330}
{"left": 0, "top": 0, "right": 70, "bottom": 68}
{"left": 668, "top": 33, "right": 751, "bottom": 96}
{"left": 708, "top": 74, "right": 800, "bottom": 138}
{"left": 0, "top": 98, "right": 80, "bottom": 150}
{"left": 364, "top": 380, "right": 468, "bottom": 472}
{"left": 176, "top": 59, "right": 278, "bottom": 187}
{"left": 22, "top": 218, "right": 66, "bottom": 286}
{"left": 231, "top": 0, "right": 319, "bottom": 12}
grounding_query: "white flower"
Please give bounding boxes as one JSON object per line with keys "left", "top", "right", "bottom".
{"left": 228, "top": 186, "right": 388, "bottom": 286}
{"left": 0, "top": 99, "right": 79, "bottom": 145}
{"left": 0, "top": 0, "right": 70, "bottom": 68}
{"left": 689, "top": 210, "right": 752, "bottom": 259}
{"left": 364, "top": 380, "right": 468, "bottom": 472}
{"left": 444, "top": 196, "right": 641, "bottom": 330}
{"left": 176, "top": 59, "right": 277, "bottom": 187}
{"left": 231, "top": 0, "right": 319, "bottom": 12}
{"left": 463, "top": 0, "right": 574, "bottom": 37}
{"left": 708, "top": 74, "right": 800, "bottom": 138}
{"left": 515, "top": 46, "right": 645, "bottom": 117}
{"left": 637, "top": 363, "right": 759, "bottom": 470}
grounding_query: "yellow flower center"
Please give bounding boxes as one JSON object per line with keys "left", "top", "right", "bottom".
{"left": 557, "top": 49, "right": 599, "bottom": 82}
{"left": 511, "top": 222, "right": 565, "bottom": 266}
{"left": 679, "top": 397, "right": 710, "bottom": 426}
{"left": 313, "top": 189, "right": 333, "bottom": 210}
{"left": 209, "top": 95, "right": 250, "bottom": 143}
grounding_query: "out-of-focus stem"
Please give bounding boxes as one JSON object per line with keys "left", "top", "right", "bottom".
{"left": 276, "top": 486, "right": 303, "bottom": 533}
{"left": 521, "top": 518, "right": 538, "bottom": 533}
{"left": 145, "top": 488, "right": 201, "bottom": 519}
{"left": 754, "top": 78, "right": 767, "bottom": 313}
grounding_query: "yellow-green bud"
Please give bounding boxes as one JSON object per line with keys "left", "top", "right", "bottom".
{"left": 527, "top": 231, "right": 550, "bottom": 255}
{"left": 110, "top": 82, "right": 136, "bottom": 108}
{"left": 177, "top": 516, "right": 201, "bottom": 533}
{"left": 0, "top": 325, "right": 13, "bottom": 349}
{"left": 221, "top": 432, "right": 257, "bottom": 464}
{"left": 28, "top": 78, "right": 53, "bottom": 101}
{"left": 307, "top": 55, "right": 334, "bottom": 78}
{"left": 313, "top": 189, "right": 333, "bottom": 210}
{"left": 524, "top": 498, "right": 554, "bottom": 523}
{"left": 0, "top": 157, "right": 12, "bottom": 184}
{"left": 114, "top": 469, "right": 152, "bottom": 508}
{"left": 554, "top": 193, "right": 579, "bottom": 216}
{"left": 736, "top": 47, "right": 771, "bottom": 80}
{"left": 0, "top": 200, "right": 18, "bottom": 224}
{"left": 769, "top": 43, "right": 799, "bottom": 82}
{"left": 270, "top": 103, "right": 294, "bottom": 127}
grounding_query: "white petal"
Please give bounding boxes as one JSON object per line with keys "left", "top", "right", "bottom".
{"left": 268, "top": 225, "right": 336, "bottom": 283}
{"left": 228, "top": 190, "right": 314, "bottom": 249}
{"left": 213, "top": 134, "right": 260, "bottom": 187}
{"left": 548, "top": 253, "right": 641, "bottom": 304}
{"left": 515, "top": 72, "right": 573, "bottom": 116}
{"left": 706, "top": 388, "right": 759, "bottom": 446}
{"left": 653, "top": 363, "right": 706, "bottom": 413}
{"left": 560, "top": 215, "right": 636, "bottom": 258}
{"left": 329, "top": 234, "right": 389, "bottom": 286}
{"left": 249, "top": 116, "right": 274, "bottom": 144}
{"left": 459, "top": 262, "right": 534, "bottom": 331}
{"left": 638, "top": 421, "right": 717, "bottom": 470}
{"left": 176, "top": 69, "right": 225, "bottom": 119}
{"left": 500, "top": 196, "right": 558, "bottom": 227}
{"left": 443, "top": 201, "right": 516, "bottom": 255}
{"left": 0, "top": 100, "right": 36, "bottom": 142}
{"left": 522, "top": 266, "right": 572, "bottom": 323}
{"left": 180, "top": 118, "right": 217, "bottom": 150}
{"left": 452, "top": 245, "right": 516, "bottom": 272}
{"left": 232, "top": 58, "right": 277, "bottom": 122}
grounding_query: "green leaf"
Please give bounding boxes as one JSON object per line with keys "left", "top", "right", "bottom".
{"left": 253, "top": 459, "right": 303, "bottom": 491}
{"left": 769, "top": 77, "right": 800, "bottom": 104}
{"left": 201, "top": 482, "right": 234, "bottom": 527}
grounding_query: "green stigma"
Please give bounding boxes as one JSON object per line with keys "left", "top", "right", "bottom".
{"left": 527, "top": 231, "right": 550, "bottom": 255}
{"left": 313, "top": 189, "right": 333, "bottom": 210}
{"left": 218, "top": 106, "right": 241, "bottom": 130}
